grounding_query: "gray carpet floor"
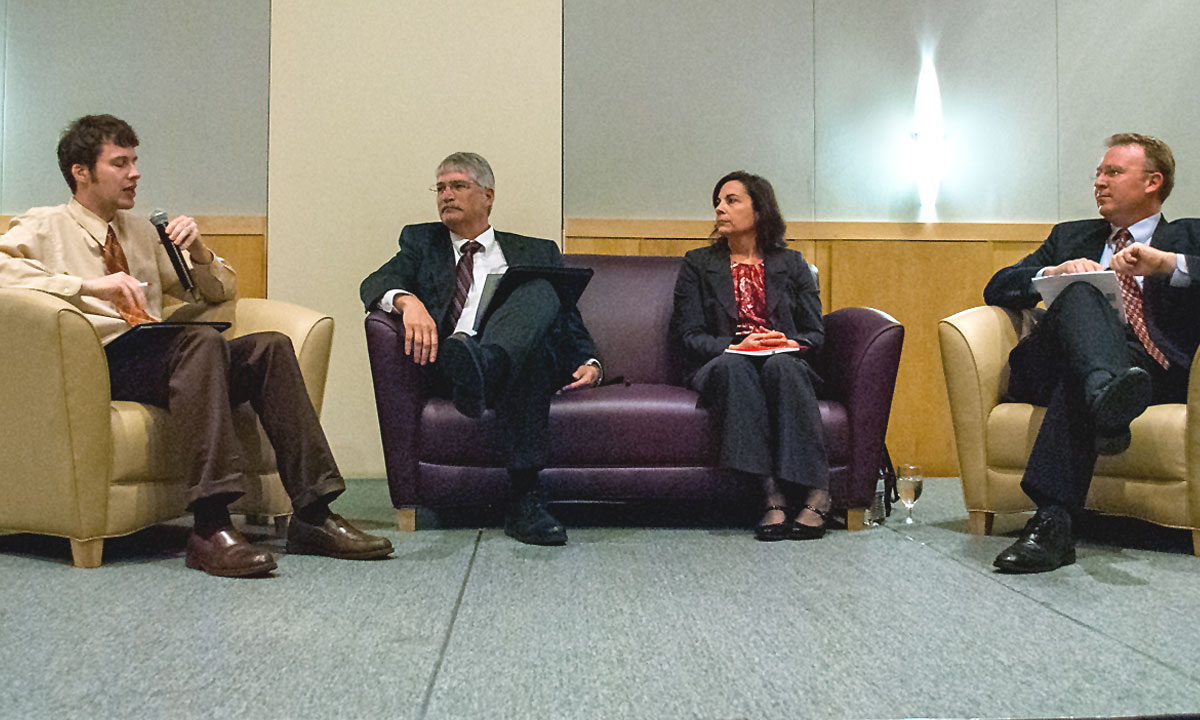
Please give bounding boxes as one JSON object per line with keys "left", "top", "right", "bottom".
{"left": 1, "top": 477, "right": 1199, "bottom": 720}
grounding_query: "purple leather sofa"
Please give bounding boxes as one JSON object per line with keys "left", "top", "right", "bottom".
{"left": 365, "top": 254, "right": 904, "bottom": 529}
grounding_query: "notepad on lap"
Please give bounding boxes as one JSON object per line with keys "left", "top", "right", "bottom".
{"left": 1031, "top": 270, "right": 1125, "bottom": 322}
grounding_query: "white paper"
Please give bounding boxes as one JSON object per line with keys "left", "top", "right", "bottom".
{"left": 1031, "top": 270, "right": 1125, "bottom": 322}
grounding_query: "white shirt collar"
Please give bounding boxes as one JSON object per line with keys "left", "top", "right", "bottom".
{"left": 450, "top": 226, "right": 496, "bottom": 255}
{"left": 1109, "top": 212, "right": 1162, "bottom": 246}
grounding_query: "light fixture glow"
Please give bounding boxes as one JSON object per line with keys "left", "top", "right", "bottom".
{"left": 911, "top": 53, "right": 948, "bottom": 222}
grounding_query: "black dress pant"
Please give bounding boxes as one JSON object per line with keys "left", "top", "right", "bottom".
{"left": 1007, "top": 282, "right": 1187, "bottom": 509}
{"left": 435, "top": 278, "right": 571, "bottom": 472}
{"left": 691, "top": 351, "right": 829, "bottom": 490}
{"left": 105, "top": 327, "right": 345, "bottom": 510}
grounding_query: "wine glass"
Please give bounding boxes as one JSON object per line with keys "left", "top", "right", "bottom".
{"left": 896, "top": 464, "right": 924, "bottom": 525}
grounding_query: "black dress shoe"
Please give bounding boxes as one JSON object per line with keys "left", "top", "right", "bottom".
{"left": 186, "top": 527, "right": 277, "bottom": 577}
{"left": 505, "top": 491, "right": 567, "bottom": 546}
{"left": 1089, "top": 367, "right": 1151, "bottom": 436}
{"left": 789, "top": 503, "right": 829, "bottom": 541}
{"left": 754, "top": 505, "right": 791, "bottom": 542}
{"left": 287, "top": 513, "right": 394, "bottom": 560}
{"left": 441, "top": 333, "right": 489, "bottom": 419}
{"left": 993, "top": 505, "right": 1076, "bottom": 574}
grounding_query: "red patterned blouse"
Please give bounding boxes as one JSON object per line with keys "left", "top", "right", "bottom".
{"left": 732, "top": 261, "right": 770, "bottom": 335}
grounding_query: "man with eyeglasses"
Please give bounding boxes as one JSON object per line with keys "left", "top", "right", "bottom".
{"left": 360, "top": 152, "right": 601, "bottom": 545}
{"left": 983, "top": 133, "right": 1200, "bottom": 573}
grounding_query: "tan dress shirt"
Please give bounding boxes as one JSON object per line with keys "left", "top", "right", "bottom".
{"left": 0, "top": 199, "right": 237, "bottom": 344}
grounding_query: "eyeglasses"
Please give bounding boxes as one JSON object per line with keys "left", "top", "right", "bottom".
{"left": 429, "top": 180, "right": 478, "bottom": 194}
{"left": 1094, "top": 167, "right": 1158, "bottom": 180}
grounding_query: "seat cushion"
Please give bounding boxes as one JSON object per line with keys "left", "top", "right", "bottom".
{"left": 110, "top": 401, "right": 276, "bottom": 485}
{"left": 419, "top": 383, "right": 850, "bottom": 470}
{"left": 420, "top": 384, "right": 716, "bottom": 466}
{"left": 986, "top": 402, "right": 1187, "bottom": 481}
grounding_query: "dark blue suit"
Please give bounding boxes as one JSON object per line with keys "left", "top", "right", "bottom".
{"left": 360, "top": 222, "right": 595, "bottom": 471}
{"left": 984, "top": 216, "right": 1200, "bottom": 507}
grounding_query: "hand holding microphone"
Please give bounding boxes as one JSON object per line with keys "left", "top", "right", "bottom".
{"left": 149, "top": 209, "right": 199, "bottom": 297}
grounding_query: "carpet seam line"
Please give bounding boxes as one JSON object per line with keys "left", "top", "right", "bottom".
{"left": 417, "top": 529, "right": 482, "bottom": 720}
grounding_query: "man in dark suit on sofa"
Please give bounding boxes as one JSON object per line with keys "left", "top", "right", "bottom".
{"left": 984, "top": 133, "right": 1200, "bottom": 573}
{"left": 360, "top": 152, "right": 600, "bottom": 545}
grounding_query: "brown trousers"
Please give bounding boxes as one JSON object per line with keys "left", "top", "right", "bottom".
{"left": 104, "top": 326, "right": 344, "bottom": 509}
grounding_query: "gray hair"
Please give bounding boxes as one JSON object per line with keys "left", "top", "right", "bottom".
{"left": 437, "top": 152, "right": 495, "bottom": 189}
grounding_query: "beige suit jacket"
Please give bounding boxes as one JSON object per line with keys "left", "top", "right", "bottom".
{"left": 0, "top": 199, "right": 236, "bottom": 344}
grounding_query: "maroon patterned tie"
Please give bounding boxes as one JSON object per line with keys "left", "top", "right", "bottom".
{"left": 447, "top": 240, "right": 483, "bottom": 329}
{"left": 1112, "top": 228, "right": 1169, "bottom": 369}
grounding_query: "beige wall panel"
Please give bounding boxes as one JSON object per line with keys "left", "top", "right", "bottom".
{"left": 829, "top": 240, "right": 995, "bottom": 476}
{"left": 269, "top": 1, "right": 563, "bottom": 477}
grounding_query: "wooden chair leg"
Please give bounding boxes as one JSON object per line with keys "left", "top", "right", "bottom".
{"left": 967, "top": 511, "right": 995, "bottom": 536}
{"left": 274, "top": 515, "right": 291, "bottom": 539}
{"left": 845, "top": 508, "right": 868, "bottom": 531}
{"left": 1192, "top": 530, "right": 1200, "bottom": 558}
{"left": 396, "top": 507, "right": 417, "bottom": 532}
{"left": 70, "top": 538, "right": 104, "bottom": 568}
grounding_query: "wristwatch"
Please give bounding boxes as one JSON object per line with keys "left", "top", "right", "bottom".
{"left": 583, "top": 357, "right": 603, "bottom": 385}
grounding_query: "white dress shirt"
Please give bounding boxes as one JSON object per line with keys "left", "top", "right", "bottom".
{"left": 380, "top": 226, "right": 507, "bottom": 335}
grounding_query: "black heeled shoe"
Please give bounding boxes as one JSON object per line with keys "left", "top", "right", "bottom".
{"left": 754, "top": 505, "right": 791, "bottom": 542}
{"left": 789, "top": 503, "right": 829, "bottom": 540}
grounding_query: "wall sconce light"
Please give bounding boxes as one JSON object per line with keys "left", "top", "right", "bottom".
{"left": 911, "top": 53, "right": 948, "bottom": 222}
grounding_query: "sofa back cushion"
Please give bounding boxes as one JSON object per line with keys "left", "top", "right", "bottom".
{"left": 564, "top": 254, "right": 683, "bottom": 386}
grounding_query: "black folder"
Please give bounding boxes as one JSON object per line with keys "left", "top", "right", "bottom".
{"left": 106, "top": 320, "right": 232, "bottom": 351}
{"left": 474, "top": 266, "right": 594, "bottom": 333}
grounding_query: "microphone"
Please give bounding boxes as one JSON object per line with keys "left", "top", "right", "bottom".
{"left": 149, "top": 209, "right": 196, "bottom": 296}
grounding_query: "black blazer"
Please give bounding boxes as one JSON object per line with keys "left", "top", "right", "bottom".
{"left": 360, "top": 222, "right": 595, "bottom": 370}
{"left": 984, "top": 217, "right": 1200, "bottom": 369}
{"left": 670, "top": 243, "right": 824, "bottom": 383}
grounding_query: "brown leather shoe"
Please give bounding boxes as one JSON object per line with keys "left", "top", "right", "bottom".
{"left": 186, "top": 527, "right": 277, "bottom": 577}
{"left": 287, "top": 513, "right": 394, "bottom": 560}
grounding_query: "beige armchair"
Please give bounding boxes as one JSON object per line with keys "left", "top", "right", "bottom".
{"left": 0, "top": 288, "right": 334, "bottom": 568}
{"left": 939, "top": 305, "right": 1200, "bottom": 555}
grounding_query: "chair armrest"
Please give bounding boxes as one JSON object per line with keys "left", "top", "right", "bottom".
{"left": 364, "top": 309, "right": 427, "bottom": 507}
{"left": 0, "top": 288, "right": 112, "bottom": 538}
{"left": 938, "top": 305, "right": 1025, "bottom": 507}
{"left": 170, "top": 298, "right": 334, "bottom": 415}
{"left": 1187, "top": 345, "right": 1200, "bottom": 515}
{"left": 815, "top": 306, "right": 905, "bottom": 507}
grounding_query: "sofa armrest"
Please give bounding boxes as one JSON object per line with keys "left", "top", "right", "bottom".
{"left": 938, "top": 305, "right": 1025, "bottom": 508}
{"left": 816, "top": 306, "right": 905, "bottom": 507}
{"left": 170, "top": 298, "right": 334, "bottom": 415}
{"left": 364, "top": 309, "right": 426, "bottom": 507}
{"left": 0, "top": 288, "right": 112, "bottom": 538}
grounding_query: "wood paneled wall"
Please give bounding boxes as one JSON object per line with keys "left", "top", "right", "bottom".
{"left": 1, "top": 215, "right": 268, "bottom": 299}
{"left": 565, "top": 218, "right": 1051, "bottom": 476}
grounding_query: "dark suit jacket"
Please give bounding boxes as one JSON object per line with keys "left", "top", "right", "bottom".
{"left": 984, "top": 217, "right": 1200, "bottom": 369}
{"left": 670, "top": 244, "right": 824, "bottom": 383}
{"left": 360, "top": 222, "right": 595, "bottom": 371}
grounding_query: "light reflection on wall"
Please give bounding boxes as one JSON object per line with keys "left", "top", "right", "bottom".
{"left": 910, "top": 53, "right": 948, "bottom": 222}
